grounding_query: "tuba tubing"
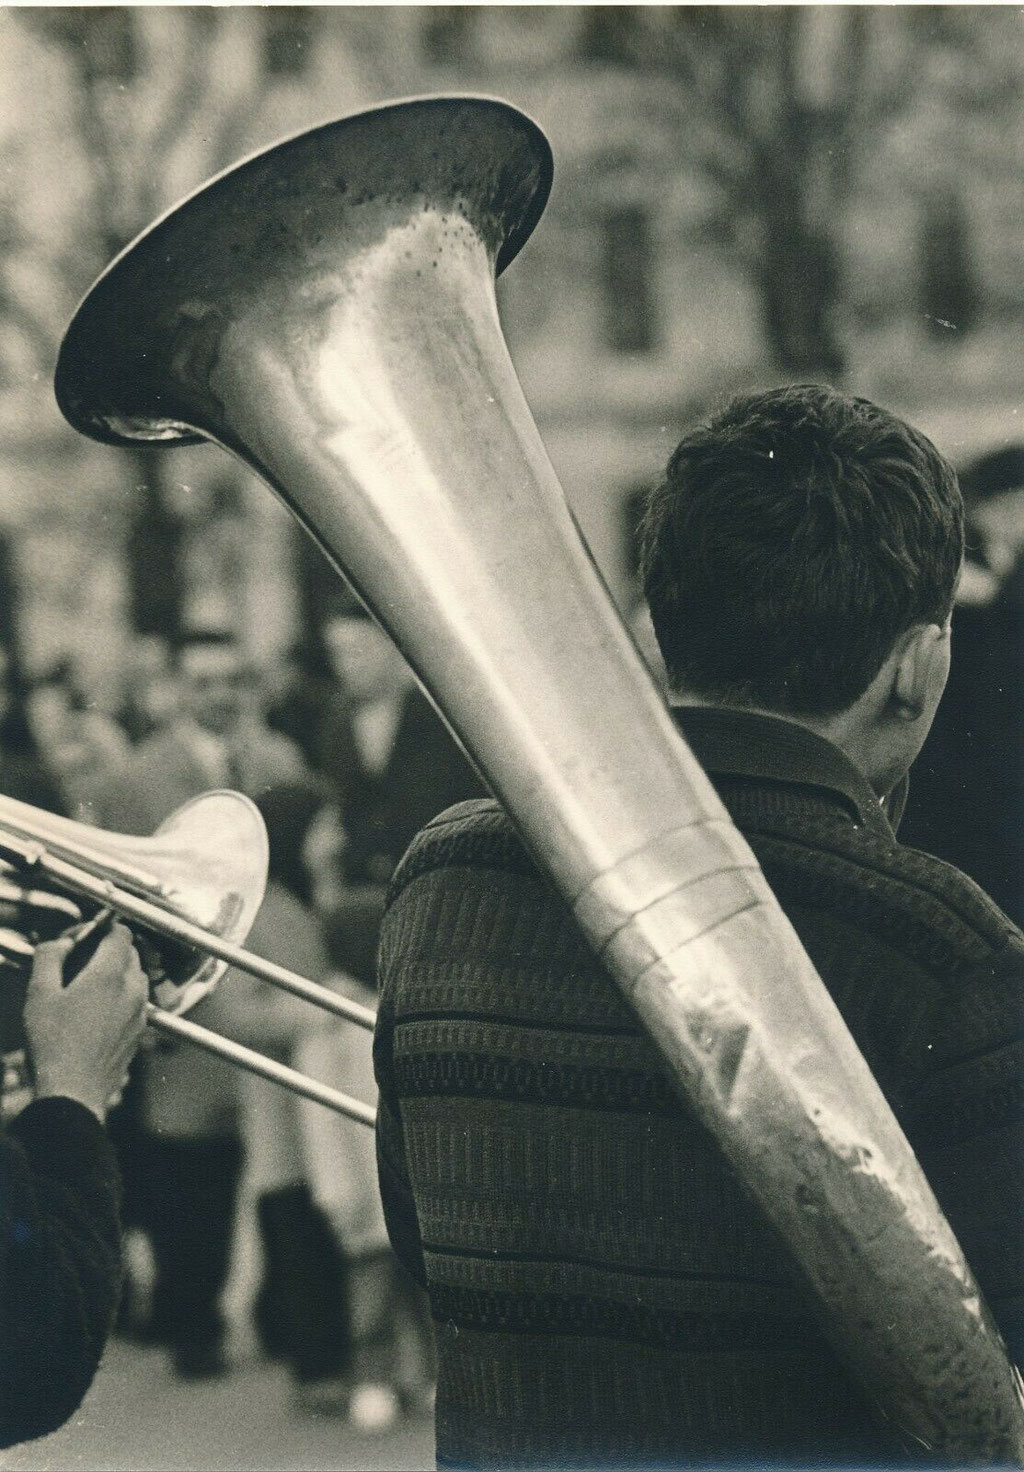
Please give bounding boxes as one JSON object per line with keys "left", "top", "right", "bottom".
{"left": 54, "top": 95, "right": 1024, "bottom": 1460}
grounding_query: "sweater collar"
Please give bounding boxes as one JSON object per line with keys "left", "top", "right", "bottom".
{"left": 670, "top": 704, "right": 902, "bottom": 840}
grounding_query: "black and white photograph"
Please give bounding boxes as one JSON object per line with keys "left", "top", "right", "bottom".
{"left": 0, "top": 6, "right": 1022, "bottom": 1471}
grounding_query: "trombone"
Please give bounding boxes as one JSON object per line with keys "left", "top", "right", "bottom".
{"left": 0, "top": 790, "right": 376, "bottom": 1127}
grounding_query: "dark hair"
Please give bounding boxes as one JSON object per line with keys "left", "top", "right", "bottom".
{"left": 639, "top": 384, "right": 964, "bottom": 717}
{"left": 34, "top": 657, "right": 89, "bottom": 712}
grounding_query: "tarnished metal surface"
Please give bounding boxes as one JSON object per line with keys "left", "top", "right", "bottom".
{"left": 55, "top": 95, "right": 1024, "bottom": 1460}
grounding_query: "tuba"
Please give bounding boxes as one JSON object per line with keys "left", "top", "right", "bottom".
{"left": 54, "top": 95, "right": 1024, "bottom": 1460}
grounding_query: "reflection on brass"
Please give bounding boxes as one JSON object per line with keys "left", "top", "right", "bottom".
{"left": 0, "top": 790, "right": 374, "bottom": 1122}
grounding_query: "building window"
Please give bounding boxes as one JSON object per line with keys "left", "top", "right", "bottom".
{"left": 578, "top": 7, "right": 640, "bottom": 64}
{"left": 262, "top": 7, "right": 315, "bottom": 78}
{"left": 63, "top": 8, "right": 138, "bottom": 84}
{"left": 600, "top": 207, "right": 657, "bottom": 354}
{"left": 422, "top": 8, "right": 476, "bottom": 66}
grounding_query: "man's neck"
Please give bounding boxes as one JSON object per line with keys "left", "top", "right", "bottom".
{"left": 670, "top": 691, "right": 891, "bottom": 802}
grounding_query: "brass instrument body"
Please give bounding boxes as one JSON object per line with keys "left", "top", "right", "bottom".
{"left": 0, "top": 788, "right": 267, "bottom": 1061}
{"left": 55, "top": 97, "right": 1024, "bottom": 1458}
{"left": 0, "top": 789, "right": 267, "bottom": 1015}
{"left": 0, "top": 791, "right": 375, "bottom": 1123}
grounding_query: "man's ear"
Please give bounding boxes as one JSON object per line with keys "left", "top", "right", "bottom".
{"left": 891, "top": 622, "right": 950, "bottom": 722}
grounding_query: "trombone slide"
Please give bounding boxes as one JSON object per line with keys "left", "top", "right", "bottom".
{"left": 145, "top": 1004, "right": 375, "bottom": 1125}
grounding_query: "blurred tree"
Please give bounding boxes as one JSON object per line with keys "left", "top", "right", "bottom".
{"left": 261, "top": 6, "right": 317, "bottom": 80}
{"left": 600, "top": 205, "right": 657, "bottom": 354}
{"left": 2, "top": 6, "right": 328, "bottom": 641}
{"left": 586, "top": 5, "right": 1022, "bottom": 382}
{"left": 7, "top": 8, "right": 213, "bottom": 640}
{"left": 918, "top": 185, "right": 980, "bottom": 342}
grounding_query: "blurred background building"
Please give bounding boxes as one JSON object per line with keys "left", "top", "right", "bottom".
{"left": 1, "top": 9, "right": 1023, "bottom": 1464}
{"left": 0, "top": 4, "right": 1021, "bottom": 698}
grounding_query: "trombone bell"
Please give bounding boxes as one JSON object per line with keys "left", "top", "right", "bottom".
{"left": 0, "top": 790, "right": 375, "bottom": 1121}
{"left": 0, "top": 789, "right": 268, "bottom": 1021}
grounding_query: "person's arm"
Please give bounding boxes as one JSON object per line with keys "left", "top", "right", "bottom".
{"left": 0, "top": 926, "right": 148, "bottom": 1448}
{"left": 900, "top": 930, "right": 1024, "bottom": 1364}
{"left": 374, "top": 1097, "right": 426, "bottom": 1288}
{"left": 372, "top": 938, "right": 426, "bottom": 1289}
{"left": 0, "top": 1099, "right": 122, "bottom": 1447}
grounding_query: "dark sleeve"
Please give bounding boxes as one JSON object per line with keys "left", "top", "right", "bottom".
{"left": 899, "top": 933, "right": 1024, "bottom": 1363}
{"left": 372, "top": 923, "right": 426, "bottom": 1289}
{"left": 0, "top": 1097, "right": 124, "bottom": 1448}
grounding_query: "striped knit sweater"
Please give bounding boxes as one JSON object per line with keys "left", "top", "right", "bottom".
{"left": 374, "top": 707, "right": 1024, "bottom": 1469}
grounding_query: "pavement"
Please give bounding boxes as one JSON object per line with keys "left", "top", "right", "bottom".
{"left": 0, "top": 1334, "right": 435, "bottom": 1472}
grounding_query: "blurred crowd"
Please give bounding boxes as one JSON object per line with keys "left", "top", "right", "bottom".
{"left": 0, "top": 442, "right": 1019, "bottom": 1433}
{"left": 899, "top": 444, "right": 1024, "bottom": 926}
{"left": 0, "top": 594, "right": 482, "bottom": 1432}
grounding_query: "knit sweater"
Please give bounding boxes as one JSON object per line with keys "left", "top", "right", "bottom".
{"left": 0, "top": 1097, "right": 124, "bottom": 1448}
{"left": 374, "top": 707, "right": 1024, "bottom": 1469}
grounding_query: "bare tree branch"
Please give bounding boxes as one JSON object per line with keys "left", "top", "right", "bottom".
{"left": 146, "top": 11, "right": 221, "bottom": 169}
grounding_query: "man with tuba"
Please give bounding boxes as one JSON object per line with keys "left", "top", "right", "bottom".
{"left": 1, "top": 922, "right": 148, "bottom": 1448}
{"left": 373, "top": 384, "right": 1024, "bottom": 1468}
{"left": 86, "top": 625, "right": 307, "bottom": 1379}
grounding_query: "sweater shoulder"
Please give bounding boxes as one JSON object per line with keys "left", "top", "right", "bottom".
{"left": 746, "top": 807, "right": 1022, "bottom": 970}
{"left": 393, "top": 796, "right": 1021, "bottom": 954}
{"left": 388, "top": 798, "right": 535, "bottom": 902}
{"left": 387, "top": 793, "right": 1024, "bottom": 1005}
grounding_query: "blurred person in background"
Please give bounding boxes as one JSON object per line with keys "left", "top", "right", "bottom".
{"left": 265, "top": 633, "right": 340, "bottom": 776}
{"left": 116, "top": 634, "right": 179, "bottom": 747}
{"left": 1, "top": 923, "right": 148, "bottom": 1448}
{"left": 87, "top": 627, "right": 308, "bottom": 1380}
{"left": 90, "top": 628, "right": 306, "bottom": 829}
{"left": 211, "top": 778, "right": 435, "bottom": 1430}
{"left": 900, "top": 445, "right": 1024, "bottom": 927}
{"left": 298, "top": 1001, "right": 437, "bottom": 1435}
{"left": 203, "top": 779, "right": 352, "bottom": 1415}
{"left": 315, "top": 599, "right": 483, "bottom": 988}
{"left": 295, "top": 784, "right": 437, "bottom": 1434}
{"left": 24, "top": 658, "right": 129, "bottom": 822}
{"left": 0, "top": 643, "right": 66, "bottom": 815}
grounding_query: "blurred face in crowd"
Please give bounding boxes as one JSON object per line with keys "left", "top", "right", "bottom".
{"left": 24, "top": 683, "right": 70, "bottom": 753}
{"left": 122, "top": 637, "right": 179, "bottom": 736}
{"left": 971, "top": 489, "right": 1024, "bottom": 580}
{"left": 177, "top": 640, "right": 253, "bottom": 737}
{"left": 323, "top": 615, "right": 408, "bottom": 707}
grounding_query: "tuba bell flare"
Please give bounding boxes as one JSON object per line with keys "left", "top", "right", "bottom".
{"left": 54, "top": 95, "right": 1024, "bottom": 1460}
